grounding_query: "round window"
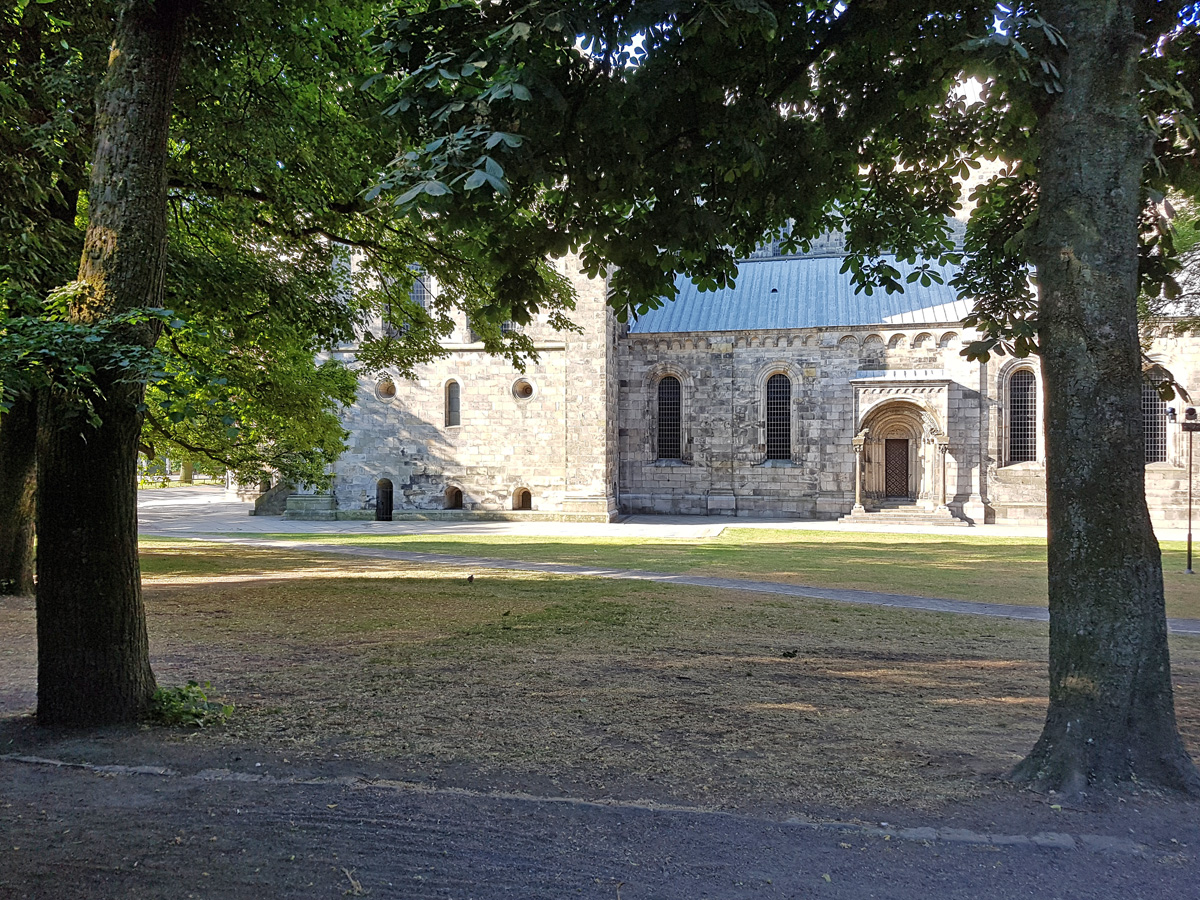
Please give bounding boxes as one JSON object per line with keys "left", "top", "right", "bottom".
{"left": 512, "top": 379, "right": 535, "bottom": 400}
{"left": 375, "top": 379, "right": 397, "bottom": 400}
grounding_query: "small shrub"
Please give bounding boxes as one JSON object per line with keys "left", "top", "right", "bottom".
{"left": 149, "top": 680, "right": 233, "bottom": 727}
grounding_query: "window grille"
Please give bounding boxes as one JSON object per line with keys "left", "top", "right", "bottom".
{"left": 410, "top": 276, "right": 428, "bottom": 310}
{"left": 445, "top": 381, "right": 461, "bottom": 427}
{"left": 657, "top": 376, "right": 682, "bottom": 460}
{"left": 383, "top": 276, "right": 428, "bottom": 338}
{"left": 765, "top": 373, "right": 792, "bottom": 460}
{"left": 1008, "top": 370, "right": 1037, "bottom": 462}
{"left": 500, "top": 320, "right": 522, "bottom": 335}
{"left": 1143, "top": 383, "right": 1168, "bottom": 463}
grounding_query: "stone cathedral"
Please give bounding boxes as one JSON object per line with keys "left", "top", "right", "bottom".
{"left": 289, "top": 239, "right": 1200, "bottom": 527}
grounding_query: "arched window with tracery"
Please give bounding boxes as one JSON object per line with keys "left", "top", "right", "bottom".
{"left": 1008, "top": 369, "right": 1037, "bottom": 463}
{"left": 656, "top": 376, "right": 682, "bottom": 460}
{"left": 765, "top": 373, "right": 792, "bottom": 460}
{"left": 1143, "top": 384, "right": 1167, "bottom": 463}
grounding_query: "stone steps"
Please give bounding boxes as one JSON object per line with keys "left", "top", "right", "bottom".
{"left": 837, "top": 504, "right": 970, "bottom": 527}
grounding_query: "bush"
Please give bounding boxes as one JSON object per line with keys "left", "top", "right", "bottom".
{"left": 149, "top": 680, "right": 233, "bottom": 727}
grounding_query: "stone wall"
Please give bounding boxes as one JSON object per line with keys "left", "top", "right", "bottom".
{"left": 326, "top": 256, "right": 617, "bottom": 520}
{"left": 319, "top": 257, "right": 1200, "bottom": 526}
{"left": 617, "top": 325, "right": 988, "bottom": 519}
{"left": 984, "top": 326, "right": 1200, "bottom": 526}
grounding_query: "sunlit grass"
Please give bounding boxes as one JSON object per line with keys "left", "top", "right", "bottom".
{"left": 240, "top": 529, "right": 1200, "bottom": 620}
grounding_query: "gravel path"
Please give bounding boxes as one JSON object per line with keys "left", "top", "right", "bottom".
{"left": 2, "top": 752, "right": 1197, "bottom": 900}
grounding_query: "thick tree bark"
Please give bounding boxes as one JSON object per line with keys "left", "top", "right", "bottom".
{"left": 0, "top": 398, "right": 37, "bottom": 596}
{"left": 1015, "top": 0, "right": 1200, "bottom": 794}
{"left": 36, "top": 0, "right": 191, "bottom": 725}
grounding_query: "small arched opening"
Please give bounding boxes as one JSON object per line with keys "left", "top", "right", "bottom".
{"left": 445, "top": 486, "right": 464, "bottom": 510}
{"left": 1007, "top": 368, "right": 1038, "bottom": 463}
{"left": 375, "top": 479, "right": 393, "bottom": 522}
{"left": 513, "top": 488, "right": 532, "bottom": 510}
{"left": 656, "top": 375, "right": 682, "bottom": 460}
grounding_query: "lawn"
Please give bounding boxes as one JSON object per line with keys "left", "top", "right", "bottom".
{"left": 5, "top": 540, "right": 1195, "bottom": 813}
{"left": 255, "top": 528, "right": 1200, "bottom": 620}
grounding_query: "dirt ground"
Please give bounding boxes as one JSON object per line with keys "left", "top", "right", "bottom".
{"left": 2, "top": 720, "right": 1198, "bottom": 900}
{"left": 3, "top": 540, "right": 1200, "bottom": 899}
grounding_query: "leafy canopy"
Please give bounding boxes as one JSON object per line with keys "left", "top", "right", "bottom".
{"left": 371, "top": 0, "right": 1200, "bottom": 359}
{"left": 2, "top": 0, "right": 579, "bottom": 488}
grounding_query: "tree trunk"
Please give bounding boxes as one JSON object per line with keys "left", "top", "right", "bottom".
{"left": 0, "top": 397, "right": 38, "bottom": 596}
{"left": 36, "top": 0, "right": 191, "bottom": 726}
{"left": 1014, "top": 0, "right": 1200, "bottom": 794}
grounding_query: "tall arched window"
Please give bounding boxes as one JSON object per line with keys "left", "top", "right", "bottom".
{"left": 1008, "top": 369, "right": 1037, "bottom": 463}
{"left": 410, "top": 274, "right": 429, "bottom": 310}
{"left": 765, "top": 373, "right": 792, "bottom": 460}
{"left": 656, "top": 376, "right": 682, "bottom": 460}
{"left": 1143, "top": 383, "right": 1167, "bottom": 463}
{"left": 445, "top": 380, "right": 461, "bottom": 427}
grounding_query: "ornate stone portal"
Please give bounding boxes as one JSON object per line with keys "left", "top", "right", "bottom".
{"left": 852, "top": 373, "right": 951, "bottom": 510}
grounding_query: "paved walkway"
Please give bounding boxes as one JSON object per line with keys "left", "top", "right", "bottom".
{"left": 139, "top": 487, "right": 1200, "bottom": 637}
{"left": 138, "top": 484, "right": 1200, "bottom": 541}
{"left": 140, "top": 484, "right": 1061, "bottom": 538}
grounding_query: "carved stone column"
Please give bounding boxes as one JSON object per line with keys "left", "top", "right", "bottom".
{"left": 936, "top": 437, "right": 950, "bottom": 509}
{"left": 852, "top": 428, "right": 868, "bottom": 511}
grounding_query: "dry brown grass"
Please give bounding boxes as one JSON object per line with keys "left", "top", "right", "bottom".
{"left": 3, "top": 541, "right": 1198, "bottom": 813}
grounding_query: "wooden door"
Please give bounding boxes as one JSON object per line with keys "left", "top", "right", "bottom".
{"left": 375, "top": 479, "right": 393, "bottom": 521}
{"left": 884, "top": 439, "right": 910, "bottom": 497}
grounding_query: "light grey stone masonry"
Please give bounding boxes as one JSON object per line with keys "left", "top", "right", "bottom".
{"left": 321, "top": 256, "right": 618, "bottom": 521}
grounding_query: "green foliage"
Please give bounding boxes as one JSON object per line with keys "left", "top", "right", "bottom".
{"left": 0, "top": 0, "right": 104, "bottom": 318}
{"left": 148, "top": 680, "right": 233, "bottom": 728}
{"left": 371, "top": 0, "right": 1000, "bottom": 318}
{"left": 2, "top": 0, "right": 579, "bottom": 488}
{"left": 371, "top": 1, "right": 1200, "bottom": 353}
{"left": 1173, "top": 197, "right": 1200, "bottom": 254}
{"left": 0, "top": 300, "right": 173, "bottom": 421}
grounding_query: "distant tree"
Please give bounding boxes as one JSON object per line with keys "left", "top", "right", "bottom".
{"left": 373, "top": 0, "right": 1200, "bottom": 793}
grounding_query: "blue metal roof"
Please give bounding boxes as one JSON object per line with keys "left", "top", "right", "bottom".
{"left": 628, "top": 254, "right": 974, "bottom": 334}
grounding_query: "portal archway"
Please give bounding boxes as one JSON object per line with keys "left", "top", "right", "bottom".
{"left": 859, "top": 400, "right": 940, "bottom": 503}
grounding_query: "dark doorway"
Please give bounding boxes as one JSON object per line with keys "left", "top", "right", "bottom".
{"left": 514, "top": 488, "right": 532, "bottom": 510}
{"left": 884, "top": 439, "right": 910, "bottom": 497}
{"left": 375, "top": 479, "right": 393, "bottom": 521}
{"left": 446, "top": 486, "right": 463, "bottom": 509}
